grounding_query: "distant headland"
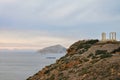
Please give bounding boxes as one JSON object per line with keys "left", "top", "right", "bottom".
{"left": 38, "top": 45, "right": 66, "bottom": 54}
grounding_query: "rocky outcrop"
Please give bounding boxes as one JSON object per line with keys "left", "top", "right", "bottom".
{"left": 27, "top": 40, "right": 120, "bottom": 80}
{"left": 38, "top": 45, "right": 66, "bottom": 53}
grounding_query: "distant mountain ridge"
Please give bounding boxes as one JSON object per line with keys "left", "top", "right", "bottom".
{"left": 38, "top": 45, "right": 66, "bottom": 53}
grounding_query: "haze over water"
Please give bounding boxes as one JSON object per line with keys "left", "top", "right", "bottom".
{"left": 0, "top": 51, "right": 65, "bottom": 80}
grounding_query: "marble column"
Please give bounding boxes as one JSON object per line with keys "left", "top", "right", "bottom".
{"left": 102, "top": 32, "right": 106, "bottom": 41}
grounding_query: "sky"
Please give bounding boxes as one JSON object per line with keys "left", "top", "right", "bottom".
{"left": 0, "top": 0, "right": 120, "bottom": 50}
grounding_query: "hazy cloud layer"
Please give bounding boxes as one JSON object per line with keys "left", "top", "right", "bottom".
{"left": 0, "top": 0, "right": 120, "bottom": 49}
{"left": 0, "top": 0, "right": 120, "bottom": 26}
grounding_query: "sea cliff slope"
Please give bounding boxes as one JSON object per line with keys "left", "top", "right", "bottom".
{"left": 27, "top": 40, "right": 120, "bottom": 80}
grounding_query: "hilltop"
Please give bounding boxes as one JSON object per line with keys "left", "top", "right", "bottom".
{"left": 27, "top": 40, "right": 120, "bottom": 80}
{"left": 38, "top": 45, "right": 66, "bottom": 54}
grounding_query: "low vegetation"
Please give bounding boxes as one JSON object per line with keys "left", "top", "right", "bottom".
{"left": 76, "top": 39, "right": 99, "bottom": 50}
{"left": 112, "top": 47, "right": 120, "bottom": 53}
{"left": 95, "top": 50, "right": 113, "bottom": 59}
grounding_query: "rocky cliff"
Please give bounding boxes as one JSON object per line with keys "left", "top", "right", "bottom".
{"left": 27, "top": 40, "right": 120, "bottom": 80}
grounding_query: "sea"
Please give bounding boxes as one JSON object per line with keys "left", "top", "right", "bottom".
{"left": 0, "top": 51, "right": 65, "bottom": 80}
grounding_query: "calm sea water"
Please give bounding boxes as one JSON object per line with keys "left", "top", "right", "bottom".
{"left": 0, "top": 51, "right": 65, "bottom": 80}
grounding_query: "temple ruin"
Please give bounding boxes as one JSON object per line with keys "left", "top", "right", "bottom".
{"left": 101, "top": 32, "right": 117, "bottom": 41}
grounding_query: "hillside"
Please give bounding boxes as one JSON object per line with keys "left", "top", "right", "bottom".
{"left": 38, "top": 45, "right": 66, "bottom": 53}
{"left": 27, "top": 40, "right": 120, "bottom": 80}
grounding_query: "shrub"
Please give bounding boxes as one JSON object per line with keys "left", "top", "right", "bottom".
{"left": 49, "top": 74, "right": 55, "bottom": 80}
{"left": 100, "top": 53, "right": 112, "bottom": 59}
{"left": 86, "top": 39, "right": 99, "bottom": 44}
{"left": 92, "top": 55, "right": 98, "bottom": 59}
{"left": 81, "top": 68, "right": 88, "bottom": 75}
{"left": 44, "top": 70, "right": 50, "bottom": 74}
{"left": 83, "top": 44, "right": 91, "bottom": 50}
{"left": 83, "top": 58, "right": 89, "bottom": 62}
{"left": 95, "top": 50, "right": 112, "bottom": 59}
{"left": 90, "top": 59, "right": 100, "bottom": 64}
{"left": 58, "top": 73, "right": 69, "bottom": 80}
{"left": 87, "top": 53, "right": 94, "bottom": 58}
{"left": 95, "top": 50, "right": 107, "bottom": 55}
{"left": 112, "top": 47, "right": 120, "bottom": 53}
{"left": 77, "top": 40, "right": 99, "bottom": 51}
{"left": 115, "top": 77, "right": 120, "bottom": 80}
{"left": 78, "top": 49, "right": 85, "bottom": 54}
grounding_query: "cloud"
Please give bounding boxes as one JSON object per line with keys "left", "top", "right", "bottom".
{"left": 0, "top": 0, "right": 120, "bottom": 26}
{"left": 0, "top": 29, "right": 75, "bottom": 50}
{"left": 0, "top": 0, "right": 17, "bottom": 3}
{"left": 0, "top": 37, "right": 74, "bottom": 50}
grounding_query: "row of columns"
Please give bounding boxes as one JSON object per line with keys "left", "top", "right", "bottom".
{"left": 109, "top": 32, "right": 116, "bottom": 41}
{"left": 102, "top": 32, "right": 116, "bottom": 41}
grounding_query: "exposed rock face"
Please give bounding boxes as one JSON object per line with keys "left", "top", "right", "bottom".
{"left": 38, "top": 45, "right": 66, "bottom": 53}
{"left": 27, "top": 40, "right": 120, "bottom": 80}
